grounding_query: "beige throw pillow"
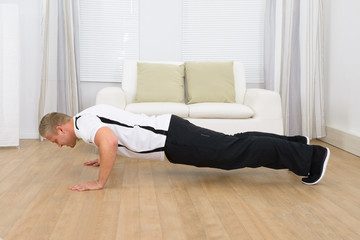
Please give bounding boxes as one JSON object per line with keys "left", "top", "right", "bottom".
{"left": 185, "top": 62, "right": 235, "bottom": 104}
{"left": 135, "top": 62, "right": 185, "bottom": 103}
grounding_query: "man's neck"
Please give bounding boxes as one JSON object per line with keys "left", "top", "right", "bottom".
{"left": 68, "top": 118, "right": 78, "bottom": 140}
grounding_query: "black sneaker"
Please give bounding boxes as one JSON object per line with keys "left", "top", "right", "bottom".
{"left": 302, "top": 147, "right": 330, "bottom": 185}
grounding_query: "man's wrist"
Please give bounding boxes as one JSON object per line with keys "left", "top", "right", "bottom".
{"left": 96, "top": 180, "right": 106, "bottom": 188}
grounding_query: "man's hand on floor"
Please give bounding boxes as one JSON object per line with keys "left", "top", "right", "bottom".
{"left": 69, "top": 181, "right": 104, "bottom": 191}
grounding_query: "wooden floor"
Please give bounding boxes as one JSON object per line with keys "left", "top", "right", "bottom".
{"left": 0, "top": 139, "right": 359, "bottom": 240}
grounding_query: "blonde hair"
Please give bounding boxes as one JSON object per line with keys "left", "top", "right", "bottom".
{"left": 39, "top": 112, "right": 72, "bottom": 137}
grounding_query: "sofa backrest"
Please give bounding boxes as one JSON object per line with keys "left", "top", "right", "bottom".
{"left": 122, "top": 60, "right": 246, "bottom": 104}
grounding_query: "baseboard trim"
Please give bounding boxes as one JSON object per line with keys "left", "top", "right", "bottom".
{"left": 320, "top": 126, "right": 360, "bottom": 157}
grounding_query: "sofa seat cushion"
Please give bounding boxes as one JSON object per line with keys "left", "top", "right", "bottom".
{"left": 125, "top": 102, "right": 189, "bottom": 118}
{"left": 188, "top": 103, "right": 254, "bottom": 119}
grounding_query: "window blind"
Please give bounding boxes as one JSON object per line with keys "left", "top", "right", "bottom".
{"left": 79, "top": 0, "right": 139, "bottom": 82}
{"left": 182, "top": 0, "right": 265, "bottom": 83}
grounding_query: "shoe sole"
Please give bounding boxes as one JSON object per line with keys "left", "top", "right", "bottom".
{"left": 305, "top": 136, "right": 310, "bottom": 145}
{"left": 302, "top": 147, "right": 330, "bottom": 185}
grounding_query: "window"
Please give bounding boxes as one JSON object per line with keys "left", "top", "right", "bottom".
{"left": 182, "top": 0, "right": 265, "bottom": 83}
{"left": 79, "top": 0, "right": 139, "bottom": 82}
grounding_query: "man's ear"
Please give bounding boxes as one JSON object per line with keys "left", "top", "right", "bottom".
{"left": 55, "top": 125, "right": 65, "bottom": 134}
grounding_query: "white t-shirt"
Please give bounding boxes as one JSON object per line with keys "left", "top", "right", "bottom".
{"left": 74, "top": 104, "right": 172, "bottom": 161}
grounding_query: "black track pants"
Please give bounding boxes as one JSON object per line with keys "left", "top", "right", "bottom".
{"left": 164, "top": 115, "right": 320, "bottom": 176}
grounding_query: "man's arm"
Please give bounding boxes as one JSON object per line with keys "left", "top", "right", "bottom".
{"left": 69, "top": 127, "right": 118, "bottom": 191}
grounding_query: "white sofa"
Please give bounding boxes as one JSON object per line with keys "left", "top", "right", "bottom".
{"left": 96, "top": 61, "right": 284, "bottom": 135}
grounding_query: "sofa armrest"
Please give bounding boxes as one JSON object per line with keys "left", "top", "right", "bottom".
{"left": 244, "top": 88, "right": 283, "bottom": 119}
{"left": 96, "top": 87, "right": 126, "bottom": 109}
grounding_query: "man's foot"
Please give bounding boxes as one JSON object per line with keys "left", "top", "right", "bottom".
{"left": 302, "top": 147, "right": 330, "bottom": 185}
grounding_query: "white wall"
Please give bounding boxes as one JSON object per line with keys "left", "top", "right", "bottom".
{"left": 0, "top": 3, "right": 20, "bottom": 146}
{"left": 324, "top": 0, "right": 360, "bottom": 137}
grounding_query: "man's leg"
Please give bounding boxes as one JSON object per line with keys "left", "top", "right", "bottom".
{"left": 164, "top": 115, "right": 329, "bottom": 184}
{"left": 234, "top": 132, "right": 309, "bottom": 145}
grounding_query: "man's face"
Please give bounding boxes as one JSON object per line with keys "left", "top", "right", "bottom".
{"left": 45, "top": 128, "right": 77, "bottom": 148}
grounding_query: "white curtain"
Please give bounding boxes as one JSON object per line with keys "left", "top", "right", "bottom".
{"left": 38, "top": 0, "right": 79, "bottom": 128}
{"left": 299, "top": 0, "right": 326, "bottom": 139}
{"left": 0, "top": 3, "right": 20, "bottom": 147}
{"left": 265, "top": 0, "right": 326, "bottom": 139}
